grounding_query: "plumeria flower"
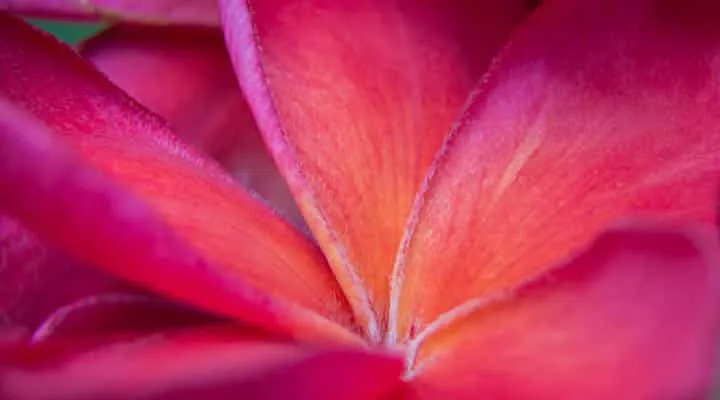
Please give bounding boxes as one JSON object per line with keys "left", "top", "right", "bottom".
{"left": 1, "top": 0, "right": 720, "bottom": 399}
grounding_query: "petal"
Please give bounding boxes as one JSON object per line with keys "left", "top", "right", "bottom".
{"left": 1, "top": 215, "right": 209, "bottom": 343}
{"left": 0, "top": 16, "right": 358, "bottom": 343}
{"left": 1, "top": 326, "right": 403, "bottom": 399}
{"left": 220, "top": 0, "right": 535, "bottom": 340}
{"left": 406, "top": 223, "right": 720, "bottom": 399}
{"left": 0, "top": 0, "right": 218, "bottom": 25}
{"left": 0, "top": 215, "right": 136, "bottom": 335}
{"left": 28, "top": 293, "right": 217, "bottom": 342}
{"left": 80, "top": 25, "right": 302, "bottom": 226}
{"left": 389, "top": 0, "right": 720, "bottom": 342}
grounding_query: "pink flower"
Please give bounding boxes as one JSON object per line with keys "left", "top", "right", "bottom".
{"left": 1, "top": 0, "right": 720, "bottom": 398}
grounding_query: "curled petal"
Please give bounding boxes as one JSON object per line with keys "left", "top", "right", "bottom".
{"left": 408, "top": 222, "right": 720, "bottom": 399}
{"left": 390, "top": 0, "right": 720, "bottom": 342}
{"left": 1, "top": 326, "right": 403, "bottom": 400}
{"left": 29, "top": 293, "right": 217, "bottom": 342}
{"left": 0, "top": 215, "right": 136, "bottom": 339}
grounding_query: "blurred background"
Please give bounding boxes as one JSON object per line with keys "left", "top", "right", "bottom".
{"left": 29, "top": 19, "right": 104, "bottom": 44}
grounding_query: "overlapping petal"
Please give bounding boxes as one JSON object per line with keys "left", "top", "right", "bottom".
{"left": 0, "top": 15, "right": 358, "bottom": 343}
{"left": 220, "top": 0, "right": 535, "bottom": 340}
{"left": 0, "top": 0, "right": 218, "bottom": 25}
{"left": 0, "top": 215, "right": 136, "bottom": 340}
{"left": 407, "top": 223, "right": 720, "bottom": 399}
{"left": 80, "top": 25, "right": 302, "bottom": 225}
{"left": 26, "top": 293, "right": 218, "bottom": 342}
{"left": 389, "top": 0, "right": 720, "bottom": 342}
{"left": 1, "top": 326, "right": 403, "bottom": 399}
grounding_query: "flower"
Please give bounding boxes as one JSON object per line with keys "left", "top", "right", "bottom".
{"left": 1, "top": 0, "right": 720, "bottom": 399}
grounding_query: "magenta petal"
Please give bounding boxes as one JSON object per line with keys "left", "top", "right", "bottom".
{"left": 1, "top": 216, "right": 209, "bottom": 343}
{"left": 81, "top": 25, "right": 302, "bottom": 225}
{"left": 390, "top": 0, "right": 720, "bottom": 341}
{"left": 0, "top": 215, "right": 138, "bottom": 339}
{"left": 0, "top": 15, "right": 358, "bottom": 343}
{"left": 1, "top": 327, "right": 403, "bottom": 400}
{"left": 408, "top": 222, "right": 720, "bottom": 399}
{"left": 0, "top": 93, "right": 353, "bottom": 344}
{"left": 1, "top": 0, "right": 218, "bottom": 25}
{"left": 29, "top": 293, "right": 218, "bottom": 342}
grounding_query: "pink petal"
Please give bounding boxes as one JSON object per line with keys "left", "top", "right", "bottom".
{"left": 27, "top": 293, "right": 218, "bottom": 342}
{"left": 408, "top": 222, "right": 720, "bottom": 399}
{"left": 389, "top": 0, "right": 720, "bottom": 342}
{"left": 0, "top": 16, "right": 358, "bottom": 343}
{"left": 0, "top": 0, "right": 218, "bottom": 25}
{"left": 220, "top": 0, "right": 535, "bottom": 340}
{"left": 1, "top": 326, "right": 402, "bottom": 399}
{"left": 0, "top": 215, "right": 136, "bottom": 337}
{"left": 1, "top": 195, "right": 212, "bottom": 345}
{"left": 81, "top": 25, "right": 303, "bottom": 226}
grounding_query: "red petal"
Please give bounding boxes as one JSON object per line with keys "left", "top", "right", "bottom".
{"left": 1, "top": 0, "right": 218, "bottom": 25}
{"left": 220, "top": 0, "right": 534, "bottom": 340}
{"left": 1, "top": 199, "right": 211, "bottom": 344}
{"left": 28, "top": 293, "right": 218, "bottom": 342}
{"left": 389, "top": 0, "right": 720, "bottom": 342}
{"left": 0, "top": 16, "right": 357, "bottom": 343}
{"left": 0, "top": 215, "right": 136, "bottom": 337}
{"left": 407, "top": 223, "right": 720, "bottom": 399}
{"left": 81, "top": 25, "right": 303, "bottom": 226}
{"left": 1, "top": 326, "right": 402, "bottom": 399}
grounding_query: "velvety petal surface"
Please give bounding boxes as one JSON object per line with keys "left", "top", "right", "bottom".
{"left": 1, "top": 326, "right": 402, "bottom": 399}
{"left": 81, "top": 25, "right": 302, "bottom": 225}
{"left": 1, "top": 0, "right": 218, "bottom": 25}
{"left": 389, "top": 0, "right": 720, "bottom": 342}
{"left": 220, "top": 0, "right": 535, "bottom": 340}
{"left": 0, "top": 16, "right": 357, "bottom": 343}
{"left": 0, "top": 215, "right": 135, "bottom": 339}
{"left": 406, "top": 223, "right": 720, "bottom": 399}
